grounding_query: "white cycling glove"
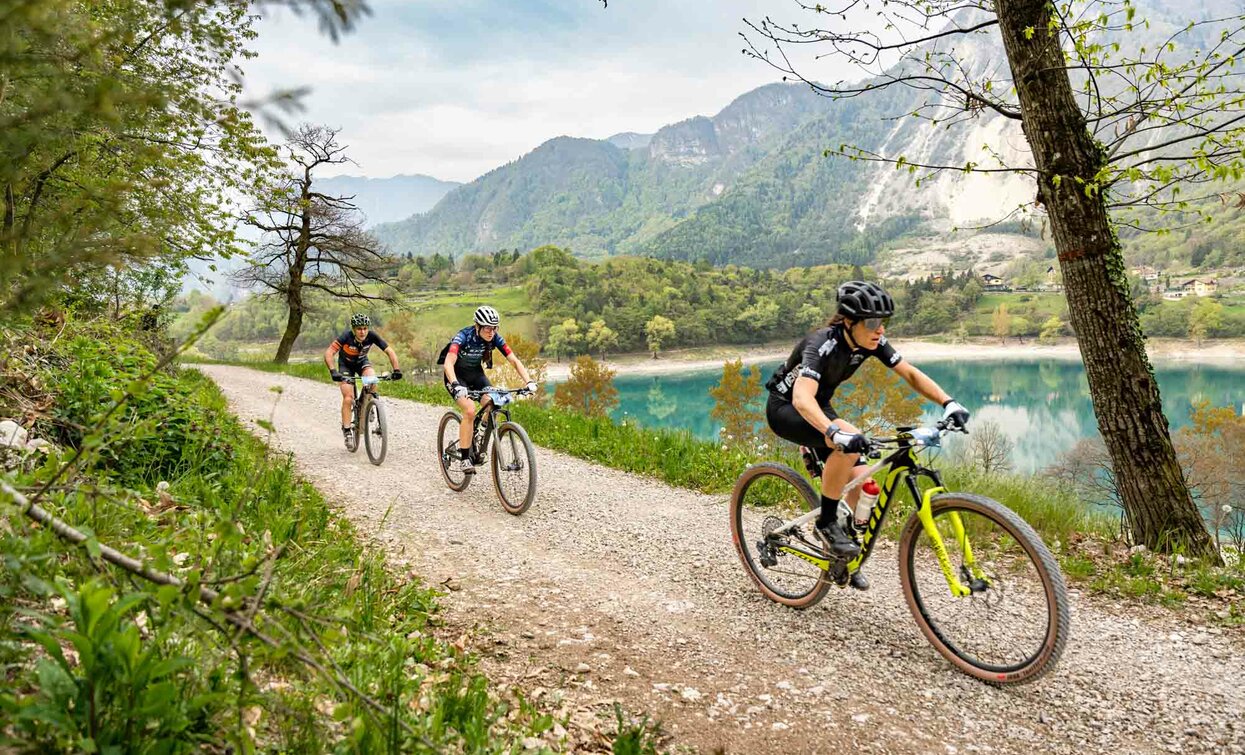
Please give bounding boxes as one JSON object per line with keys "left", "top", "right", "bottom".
{"left": 942, "top": 399, "right": 970, "bottom": 430}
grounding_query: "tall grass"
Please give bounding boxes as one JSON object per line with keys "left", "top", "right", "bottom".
{"left": 0, "top": 322, "right": 566, "bottom": 751}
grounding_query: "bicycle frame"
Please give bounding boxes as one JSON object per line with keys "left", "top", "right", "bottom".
{"left": 468, "top": 389, "right": 517, "bottom": 458}
{"left": 348, "top": 374, "right": 382, "bottom": 427}
{"left": 768, "top": 426, "right": 982, "bottom": 597}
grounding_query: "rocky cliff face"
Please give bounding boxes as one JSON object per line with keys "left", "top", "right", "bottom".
{"left": 648, "top": 116, "right": 721, "bottom": 166}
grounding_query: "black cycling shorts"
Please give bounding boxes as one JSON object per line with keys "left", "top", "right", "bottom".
{"left": 338, "top": 356, "right": 371, "bottom": 376}
{"left": 766, "top": 393, "right": 865, "bottom": 465}
{"left": 445, "top": 368, "right": 490, "bottom": 400}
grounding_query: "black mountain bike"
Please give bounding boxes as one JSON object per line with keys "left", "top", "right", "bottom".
{"left": 729, "top": 421, "right": 1070, "bottom": 685}
{"left": 336, "top": 372, "right": 396, "bottom": 466}
{"left": 437, "top": 388, "right": 537, "bottom": 515}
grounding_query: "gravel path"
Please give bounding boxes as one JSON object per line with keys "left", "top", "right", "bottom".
{"left": 199, "top": 366, "right": 1245, "bottom": 755}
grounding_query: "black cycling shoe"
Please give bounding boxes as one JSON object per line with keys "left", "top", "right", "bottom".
{"left": 849, "top": 570, "right": 870, "bottom": 591}
{"left": 342, "top": 427, "right": 354, "bottom": 446}
{"left": 815, "top": 520, "right": 862, "bottom": 558}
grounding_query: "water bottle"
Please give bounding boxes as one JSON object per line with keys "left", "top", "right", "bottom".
{"left": 855, "top": 478, "right": 880, "bottom": 528}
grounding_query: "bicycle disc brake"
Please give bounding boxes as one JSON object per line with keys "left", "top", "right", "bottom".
{"left": 960, "top": 564, "right": 1002, "bottom": 606}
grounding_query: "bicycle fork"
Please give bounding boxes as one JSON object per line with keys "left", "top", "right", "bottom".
{"left": 906, "top": 474, "right": 988, "bottom": 598}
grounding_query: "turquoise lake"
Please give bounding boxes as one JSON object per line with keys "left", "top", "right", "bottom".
{"left": 605, "top": 358, "right": 1245, "bottom": 473}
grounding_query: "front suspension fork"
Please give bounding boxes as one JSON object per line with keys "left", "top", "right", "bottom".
{"left": 907, "top": 474, "right": 979, "bottom": 598}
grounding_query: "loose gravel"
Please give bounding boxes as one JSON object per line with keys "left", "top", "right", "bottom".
{"left": 199, "top": 366, "right": 1245, "bottom": 755}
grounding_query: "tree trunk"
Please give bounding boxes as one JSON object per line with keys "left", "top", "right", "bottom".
{"left": 996, "top": 0, "right": 1217, "bottom": 558}
{"left": 275, "top": 183, "right": 314, "bottom": 364}
{"left": 2, "top": 183, "right": 14, "bottom": 259}
{"left": 274, "top": 279, "right": 303, "bottom": 364}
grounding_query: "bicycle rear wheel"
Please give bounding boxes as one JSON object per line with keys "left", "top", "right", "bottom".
{"left": 898, "top": 493, "right": 1070, "bottom": 685}
{"left": 491, "top": 421, "right": 536, "bottom": 515}
{"left": 437, "top": 412, "right": 471, "bottom": 492}
{"left": 729, "top": 462, "right": 831, "bottom": 609}
{"left": 345, "top": 409, "right": 360, "bottom": 453}
{"left": 364, "top": 397, "right": 387, "bottom": 466}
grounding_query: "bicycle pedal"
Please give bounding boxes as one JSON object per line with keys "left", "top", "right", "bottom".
{"left": 827, "top": 558, "right": 851, "bottom": 587}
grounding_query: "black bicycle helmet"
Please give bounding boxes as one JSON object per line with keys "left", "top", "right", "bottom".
{"left": 836, "top": 281, "right": 895, "bottom": 319}
{"left": 350, "top": 313, "right": 371, "bottom": 328}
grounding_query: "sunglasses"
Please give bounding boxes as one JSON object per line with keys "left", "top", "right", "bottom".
{"left": 861, "top": 317, "right": 889, "bottom": 331}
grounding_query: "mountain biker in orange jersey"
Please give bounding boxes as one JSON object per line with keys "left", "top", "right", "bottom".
{"left": 325, "top": 313, "right": 402, "bottom": 446}
{"left": 441, "top": 306, "right": 537, "bottom": 473}
{"left": 765, "top": 281, "right": 970, "bottom": 590}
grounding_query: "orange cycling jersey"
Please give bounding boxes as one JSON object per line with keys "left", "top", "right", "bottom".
{"left": 329, "top": 329, "right": 388, "bottom": 365}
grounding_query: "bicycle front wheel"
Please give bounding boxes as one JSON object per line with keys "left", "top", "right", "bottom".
{"left": 491, "top": 421, "right": 536, "bottom": 515}
{"left": 898, "top": 493, "right": 1070, "bottom": 685}
{"left": 729, "top": 462, "right": 830, "bottom": 609}
{"left": 364, "top": 397, "right": 387, "bottom": 466}
{"left": 437, "top": 412, "right": 471, "bottom": 492}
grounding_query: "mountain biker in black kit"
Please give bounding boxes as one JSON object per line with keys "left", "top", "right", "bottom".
{"left": 325, "top": 313, "right": 402, "bottom": 447}
{"left": 765, "top": 281, "right": 970, "bottom": 590}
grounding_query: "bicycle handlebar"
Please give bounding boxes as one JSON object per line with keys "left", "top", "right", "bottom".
{"left": 867, "top": 419, "right": 965, "bottom": 448}
{"left": 829, "top": 419, "right": 966, "bottom": 456}
{"left": 465, "top": 387, "right": 535, "bottom": 400}
{"left": 335, "top": 372, "right": 398, "bottom": 383}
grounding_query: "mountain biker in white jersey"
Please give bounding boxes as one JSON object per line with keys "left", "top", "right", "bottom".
{"left": 441, "top": 305, "right": 537, "bottom": 474}
{"left": 764, "top": 280, "right": 971, "bottom": 590}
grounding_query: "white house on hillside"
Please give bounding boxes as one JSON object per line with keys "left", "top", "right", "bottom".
{"left": 1162, "top": 278, "right": 1218, "bottom": 300}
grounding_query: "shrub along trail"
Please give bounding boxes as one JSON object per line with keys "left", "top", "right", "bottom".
{"left": 200, "top": 365, "right": 1244, "bottom": 755}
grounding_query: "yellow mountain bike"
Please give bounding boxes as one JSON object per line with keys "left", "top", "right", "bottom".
{"left": 729, "top": 421, "right": 1070, "bottom": 685}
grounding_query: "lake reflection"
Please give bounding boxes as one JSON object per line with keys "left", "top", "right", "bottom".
{"left": 609, "top": 358, "right": 1245, "bottom": 473}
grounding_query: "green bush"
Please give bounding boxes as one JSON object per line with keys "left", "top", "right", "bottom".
{"left": 41, "top": 321, "right": 236, "bottom": 486}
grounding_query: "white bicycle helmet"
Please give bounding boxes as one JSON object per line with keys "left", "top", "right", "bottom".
{"left": 474, "top": 305, "right": 500, "bottom": 327}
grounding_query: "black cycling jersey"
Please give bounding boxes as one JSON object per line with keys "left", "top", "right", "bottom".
{"left": 329, "top": 329, "right": 388, "bottom": 368}
{"left": 766, "top": 324, "right": 903, "bottom": 406}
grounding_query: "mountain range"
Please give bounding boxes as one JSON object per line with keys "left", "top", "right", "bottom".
{"left": 317, "top": 173, "right": 460, "bottom": 227}
{"left": 367, "top": 1, "right": 1237, "bottom": 273}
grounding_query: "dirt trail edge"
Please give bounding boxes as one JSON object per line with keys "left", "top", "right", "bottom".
{"left": 199, "top": 366, "right": 1244, "bottom": 755}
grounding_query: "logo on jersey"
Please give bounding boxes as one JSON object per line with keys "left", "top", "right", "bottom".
{"left": 849, "top": 353, "right": 865, "bottom": 366}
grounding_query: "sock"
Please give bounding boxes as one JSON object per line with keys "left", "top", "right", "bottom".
{"left": 818, "top": 495, "right": 840, "bottom": 528}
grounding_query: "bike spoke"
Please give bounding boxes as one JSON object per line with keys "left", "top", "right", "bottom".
{"left": 493, "top": 427, "right": 533, "bottom": 510}
{"left": 908, "top": 508, "right": 1052, "bottom": 673}
{"left": 438, "top": 414, "right": 469, "bottom": 489}
{"left": 733, "top": 469, "right": 826, "bottom": 602}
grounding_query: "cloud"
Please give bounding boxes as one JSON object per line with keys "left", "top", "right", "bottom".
{"left": 243, "top": 0, "right": 855, "bottom": 182}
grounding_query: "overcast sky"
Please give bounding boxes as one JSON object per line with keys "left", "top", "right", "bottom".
{"left": 243, "top": 0, "right": 851, "bottom": 183}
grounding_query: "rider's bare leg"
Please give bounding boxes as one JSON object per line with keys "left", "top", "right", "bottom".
{"left": 819, "top": 417, "right": 868, "bottom": 518}
{"left": 455, "top": 395, "right": 476, "bottom": 452}
{"left": 338, "top": 381, "right": 353, "bottom": 427}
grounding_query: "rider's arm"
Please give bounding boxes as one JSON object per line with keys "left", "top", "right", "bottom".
{"left": 506, "top": 351, "right": 531, "bottom": 383}
{"left": 382, "top": 345, "right": 400, "bottom": 370}
{"left": 324, "top": 340, "right": 341, "bottom": 371}
{"left": 892, "top": 361, "right": 951, "bottom": 405}
{"left": 443, "top": 350, "right": 459, "bottom": 384}
{"left": 791, "top": 377, "right": 836, "bottom": 435}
